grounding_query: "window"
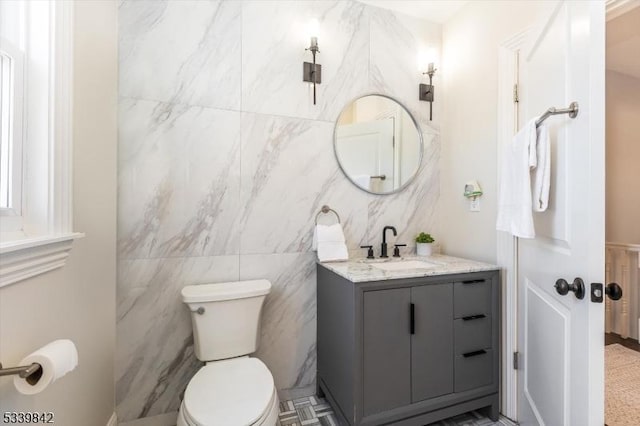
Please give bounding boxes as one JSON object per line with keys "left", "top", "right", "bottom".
{"left": 0, "top": 10, "right": 25, "bottom": 232}
{"left": 0, "top": 1, "right": 81, "bottom": 287}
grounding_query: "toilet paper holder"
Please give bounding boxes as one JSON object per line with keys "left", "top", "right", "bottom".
{"left": 0, "top": 362, "right": 42, "bottom": 384}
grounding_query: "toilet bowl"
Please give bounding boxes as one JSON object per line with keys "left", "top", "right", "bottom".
{"left": 177, "top": 280, "right": 278, "bottom": 426}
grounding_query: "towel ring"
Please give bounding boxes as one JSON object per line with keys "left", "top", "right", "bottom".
{"left": 315, "top": 205, "right": 341, "bottom": 224}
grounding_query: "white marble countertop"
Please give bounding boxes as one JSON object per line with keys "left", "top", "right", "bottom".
{"left": 318, "top": 254, "right": 500, "bottom": 283}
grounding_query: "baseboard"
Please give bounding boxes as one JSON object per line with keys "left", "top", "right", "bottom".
{"left": 118, "top": 411, "right": 178, "bottom": 426}
{"left": 106, "top": 412, "right": 117, "bottom": 426}
{"left": 278, "top": 384, "right": 316, "bottom": 401}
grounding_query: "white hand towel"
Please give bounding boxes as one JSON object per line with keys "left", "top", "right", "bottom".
{"left": 496, "top": 118, "right": 538, "bottom": 238}
{"left": 315, "top": 223, "right": 348, "bottom": 262}
{"left": 353, "top": 175, "right": 371, "bottom": 190}
{"left": 532, "top": 124, "right": 550, "bottom": 212}
{"left": 316, "top": 223, "right": 346, "bottom": 243}
{"left": 317, "top": 242, "right": 349, "bottom": 263}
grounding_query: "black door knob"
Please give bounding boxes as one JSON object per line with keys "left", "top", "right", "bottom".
{"left": 605, "top": 282, "right": 623, "bottom": 301}
{"left": 554, "top": 278, "right": 585, "bottom": 300}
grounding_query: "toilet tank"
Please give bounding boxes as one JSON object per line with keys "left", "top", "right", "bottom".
{"left": 181, "top": 280, "right": 271, "bottom": 362}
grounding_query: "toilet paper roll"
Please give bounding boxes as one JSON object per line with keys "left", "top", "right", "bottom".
{"left": 13, "top": 339, "right": 78, "bottom": 395}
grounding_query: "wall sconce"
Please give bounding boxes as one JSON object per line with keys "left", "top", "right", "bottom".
{"left": 419, "top": 62, "right": 437, "bottom": 121}
{"left": 303, "top": 20, "right": 322, "bottom": 105}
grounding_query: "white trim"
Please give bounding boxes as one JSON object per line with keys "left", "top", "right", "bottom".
{"left": 50, "top": 0, "right": 73, "bottom": 233}
{"left": 106, "top": 412, "right": 117, "bottom": 426}
{"left": 496, "top": 27, "right": 530, "bottom": 422}
{"left": 606, "top": 0, "right": 640, "bottom": 21}
{"left": 606, "top": 242, "right": 640, "bottom": 252}
{"left": 0, "top": 0, "right": 77, "bottom": 287}
{"left": 0, "top": 232, "right": 83, "bottom": 287}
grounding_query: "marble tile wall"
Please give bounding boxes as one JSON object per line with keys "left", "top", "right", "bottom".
{"left": 117, "top": 0, "right": 442, "bottom": 422}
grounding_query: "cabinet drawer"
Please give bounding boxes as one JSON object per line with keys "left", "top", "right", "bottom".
{"left": 454, "top": 279, "right": 491, "bottom": 318}
{"left": 454, "top": 349, "right": 493, "bottom": 392}
{"left": 454, "top": 316, "right": 491, "bottom": 355}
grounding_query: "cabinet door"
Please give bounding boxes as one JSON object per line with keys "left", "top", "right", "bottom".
{"left": 411, "top": 283, "right": 454, "bottom": 402}
{"left": 363, "top": 288, "right": 411, "bottom": 416}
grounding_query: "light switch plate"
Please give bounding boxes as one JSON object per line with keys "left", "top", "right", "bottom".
{"left": 470, "top": 198, "right": 480, "bottom": 212}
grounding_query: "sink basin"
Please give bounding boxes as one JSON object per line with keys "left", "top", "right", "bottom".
{"left": 370, "top": 260, "right": 439, "bottom": 272}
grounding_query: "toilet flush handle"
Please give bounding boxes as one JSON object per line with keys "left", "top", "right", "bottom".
{"left": 195, "top": 307, "right": 205, "bottom": 315}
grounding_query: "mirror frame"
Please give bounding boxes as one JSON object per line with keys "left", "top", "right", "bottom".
{"left": 333, "top": 93, "right": 424, "bottom": 195}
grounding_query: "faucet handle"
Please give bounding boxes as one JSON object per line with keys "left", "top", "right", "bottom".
{"left": 360, "top": 245, "right": 375, "bottom": 259}
{"left": 393, "top": 244, "right": 407, "bottom": 258}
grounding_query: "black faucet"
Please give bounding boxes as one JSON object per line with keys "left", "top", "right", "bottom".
{"left": 380, "top": 226, "right": 397, "bottom": 258}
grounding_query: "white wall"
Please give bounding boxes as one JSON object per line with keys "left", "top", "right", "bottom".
{"left": 606, "top": 70, "right": 640, "bottom": 244}
{"left": 0, "top": 2, "right": 118, "bottom": 425}
{"left": 441, "top": 0, "right": 549, "bottom": 263}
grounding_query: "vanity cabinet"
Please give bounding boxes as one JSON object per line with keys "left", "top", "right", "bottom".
{"left": 317, "top": 265, "right": 499, "bottom": 426}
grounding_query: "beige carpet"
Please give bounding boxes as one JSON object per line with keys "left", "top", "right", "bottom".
{"left": 606, "top": 343, "right": 640, "bottom": 426}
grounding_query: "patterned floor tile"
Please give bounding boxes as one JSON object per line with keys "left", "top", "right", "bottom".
{"left": 278, "top": 396, "right": 518, "bottom": 426}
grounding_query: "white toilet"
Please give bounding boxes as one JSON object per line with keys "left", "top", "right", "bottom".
{"left": 177, "top": 280, "right": 279, "bottom": 426}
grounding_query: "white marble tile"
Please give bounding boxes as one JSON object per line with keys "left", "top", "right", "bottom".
{"left": 118, "top": 98, "right": 241, "bottom": 259}
{"left": 369, "top": 7, "right": 442, "bottom": 132}
{"left": 239, "top": 113, "right": 368, "bottom": 255}
{"left": 242, "top": 0, "right": 369, "bottom": 121}
{"left": 116, "top": 255, "right": 240, "bottom": 422}
{"left": 119, "top": 0, "right": 241, "bottom": 110}
{"left": 239, "top": 252, "right": 318, "bottom": 393}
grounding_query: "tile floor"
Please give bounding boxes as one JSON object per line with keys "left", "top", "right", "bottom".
{"left": 278, "top": 396, "right": 518, "bottom": 426}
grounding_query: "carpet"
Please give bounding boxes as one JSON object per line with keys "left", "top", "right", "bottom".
{"left": 606, "top": 343, "right": 640, "bottom": 426}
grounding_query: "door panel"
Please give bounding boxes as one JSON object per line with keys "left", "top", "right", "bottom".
{"left": 523, "top": 280, "right": 568, "bottom": 426}
{"left": 363, "top": 288, "right": 411, "bottom": 415}
{"left": 516, "top": 2, "right": 605, "bottom": 425}
{"left": 411, "top": 283, "right": 453, "bottom": 402}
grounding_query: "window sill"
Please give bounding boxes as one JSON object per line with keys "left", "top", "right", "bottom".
{"left": 0, "top": 232, "right": 84, "bottom": 288}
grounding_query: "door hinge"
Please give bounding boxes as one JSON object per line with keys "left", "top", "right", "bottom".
{"left": 513, "top": 351, "right": 519, "bottom": 370}
{"left": 513, "top": 84, "right": 519, "bottom": 103}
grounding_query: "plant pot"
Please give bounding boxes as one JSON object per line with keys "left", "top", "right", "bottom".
{"left": 416, "top": 243, "right": 433, "bottom": 257}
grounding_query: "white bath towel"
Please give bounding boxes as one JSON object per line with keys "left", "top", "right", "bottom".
{"left": 314, "top": 223, "right": 348, "bottom": 262}
{"left": 352, "top": 175, "right": 371, "bottom": 190}
{"left": 496, "top": 118, "right": 538, "bottom": 238}
{"left": 532, "top": 124, "right": 550, "bottom": 212}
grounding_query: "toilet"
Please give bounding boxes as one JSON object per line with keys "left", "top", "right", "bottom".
{"left": 177, "top": 280, "right": 279, "bottom": 426}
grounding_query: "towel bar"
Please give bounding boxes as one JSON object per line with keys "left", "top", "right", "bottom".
{"left": 535, "top": 102, "right": 578, "bottom": 127}
{"left": 315, "top": 205, "right": 341, "bottom": 224}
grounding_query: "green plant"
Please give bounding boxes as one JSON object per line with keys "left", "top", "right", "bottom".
{"left": 415, "top": 232, "right": 435, "bottom": 244}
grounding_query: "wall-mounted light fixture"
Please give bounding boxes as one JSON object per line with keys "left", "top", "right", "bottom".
{"left": 303, "top": 19, "right": 322, "bottom": 105}
{"left": 418, "top": 49, "right": 437, "bottom": 121}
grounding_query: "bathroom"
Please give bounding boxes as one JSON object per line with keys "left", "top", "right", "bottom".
{"left": 0, "top": 1, "right": 625, "bottom": 425}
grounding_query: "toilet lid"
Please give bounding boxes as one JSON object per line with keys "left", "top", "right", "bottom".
{"left": 183, "top": 357, "right": 274, "bottom": 426}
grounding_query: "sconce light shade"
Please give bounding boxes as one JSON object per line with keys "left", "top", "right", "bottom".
{"left": 303, "top": 20, "right": 322, "bottom": 105}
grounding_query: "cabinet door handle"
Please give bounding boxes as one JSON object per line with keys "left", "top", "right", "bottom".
{"left": 462, "top": 350, "right": 487, "bottom": 358}
{"left": 410, "top": 303, "right": 415, "bottom": 335}
{"left": 462, "top": 279, "right": 485, "bottom": 284}
{"left": 462, "top": 314, "right": 486, "bottom": 321}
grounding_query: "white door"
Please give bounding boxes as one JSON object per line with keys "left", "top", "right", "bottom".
{"left": 516, "top": 2, "right": 605, "bottom": 426}
{"left": 336, "top": 119, "right": 395, "bottom": 192}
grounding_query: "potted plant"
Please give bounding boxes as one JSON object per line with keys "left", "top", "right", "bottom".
{"left": 415, "top": 232, "right": 435, "bottom": 256}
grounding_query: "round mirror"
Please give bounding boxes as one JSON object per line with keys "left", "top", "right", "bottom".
{"left": 334, "top": 94, "right": 423, "bottom": 194}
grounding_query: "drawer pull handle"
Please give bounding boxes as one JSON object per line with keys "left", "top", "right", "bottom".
{"left": 410, "top": 303, "right": 415, "bottom": 335}
{"left": 462, "top": 279, "right": 485, "bottom": 284}
{"left": 463, "top": 350, "right": 487, "bottom": 358}
{"left": 462, "top": 314, "right": 486, "bottom": 321}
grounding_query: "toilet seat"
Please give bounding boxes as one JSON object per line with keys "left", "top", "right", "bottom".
{"left": 181, "top": 357, "right": 276, "bottom": 426}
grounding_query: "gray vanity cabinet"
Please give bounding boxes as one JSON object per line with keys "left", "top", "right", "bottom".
{"left": 317, "top": 265, "right": 499, "bottom": 426}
